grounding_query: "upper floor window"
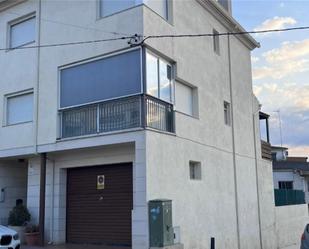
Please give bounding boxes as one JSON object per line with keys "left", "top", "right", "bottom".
{"left": 213, "top": 29, "right": 220, "bottom": 55}
{"left": 224, "top": 101, "right": 231, "bottom": 126}
{"left": 175, "top": 81, "right": 199, "bottom": 117}
{"left": 146, "top": 51, "right": 173, "bottom": 103}
{"left": 5, "top": 91, "right": 34, "bottom": 125}
{"left": 145, "top": 0, "right": 169, "bottom": 20}
{"left": 189, "top": 161, "right": 202, "bottom": 180}
{"left": 278, "top": 181, "right": 293, "bottom": 190}
{"left": 9, "top": 14, "right": 36, "bottom": 49}
{"left": 99, "top": 0, "right": 170, "bottom": 21}
{"left": 100, "top": 0, "right": 136, "bottom": 17}
{"left": 60, "top": 49, "right": 142, "bottom": 108}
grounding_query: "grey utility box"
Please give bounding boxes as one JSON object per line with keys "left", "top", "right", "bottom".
{"left": 149, "top": 199, "right": 174, "bottom": 247}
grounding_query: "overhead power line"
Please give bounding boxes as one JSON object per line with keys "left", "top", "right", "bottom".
{"left": 139, "top": 26, "right": 309, "bottom": 44}
{"left": 6, "top": 10, "right": 134, "bottom": 37}
{"left": 1, "top": 26, "right": 309, "bottom": 51}
{"left": 0, "top": 36, "right": 135, "bottom": 51}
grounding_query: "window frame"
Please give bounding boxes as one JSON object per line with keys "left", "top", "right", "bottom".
{"left": 144, "top": 0, "right": 172, "bottom": 22}
{"left": 278, "top": 181, "right": 293, "bottom": 190}
{"left": 224, "top": 101, "right": 231, "bottom": 126}
{"left": 98, "top": 0, "right": 139, "bottom": 19}
{"left": 145, "top": 49, "right": 174, "bottom": 104}
{"left": 97, "top": 0, "right": 173, "bottom": 22}
{"left": 189, "top": 161, "right": 202, "bottom": 180}
{"left": 3, "top": 89, "right": 34, "bottom": 126}
{"left": 7, "top": 12, "right": 36, "bottom": 49}
{"left": 213, "top": 29, "right": 220, "bottom": 55}
{"left": 175, "top": 80, "right": 199, "bottom": 118}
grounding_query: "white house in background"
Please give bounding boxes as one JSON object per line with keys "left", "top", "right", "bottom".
{"left": 272, "top": 146, "right": 309, "bottom": 204}
{"left": 271, "top": 145, "right": 289, "bottom": 161}
{"left": 0, "top": 0, "right": 277, "bottom": 249}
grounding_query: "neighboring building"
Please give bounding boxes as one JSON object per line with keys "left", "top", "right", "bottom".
{"left": 0, "top": 1, "right": 277, "bottom": 249}
{"left": 272, "top": 146, "right": 309, "bottom": 205}
{"left": 271, "top": 145, "right": 288, "bottom": 161}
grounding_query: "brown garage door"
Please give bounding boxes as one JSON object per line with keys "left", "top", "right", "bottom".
{"left": 66, "top": 163, "right": 133, "bottom": 247}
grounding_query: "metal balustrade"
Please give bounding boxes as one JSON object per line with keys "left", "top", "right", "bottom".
{"left": 60, "top": 94, "right": 174, "bottom": 138}
{"left": 145, "top": 95, "right": 174, "bottom": 133}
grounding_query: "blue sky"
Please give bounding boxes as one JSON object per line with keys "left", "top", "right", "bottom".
{"left": 233, "top": 0, "right": 309, "bottom": 156}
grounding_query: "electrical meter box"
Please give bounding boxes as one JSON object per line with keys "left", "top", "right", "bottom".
{"left": 149, "top": 199, "right": 174, "bottom": 247}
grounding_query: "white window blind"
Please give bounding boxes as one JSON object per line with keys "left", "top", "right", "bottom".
{"left": 7, "top": 93, "right": 33, "bottom": 125}
{"left": 175, "top": 82, "right": 193, "bottom": 116}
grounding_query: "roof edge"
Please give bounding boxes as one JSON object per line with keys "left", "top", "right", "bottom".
{"left": 197, "top": 0, "right": 260, "bottom": 50}
{"left": 0, "top": 0, "right": 27, "bottom": 13}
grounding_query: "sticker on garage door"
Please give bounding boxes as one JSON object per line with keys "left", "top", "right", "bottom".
{"left": 97, "top": 175, "right": 105, "bottom": 189}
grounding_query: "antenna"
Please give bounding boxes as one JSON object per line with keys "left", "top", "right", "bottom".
{"left": 274, "top": 110, "right": 284, "bottom": 158}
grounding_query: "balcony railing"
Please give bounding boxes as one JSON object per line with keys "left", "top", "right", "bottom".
{"left": 274, "top": 189, "right": 305, "bottom": 206}
{"left": 261, "top": 140, "right": 272, "bottom": 160}
{"left": 60, "top": 94, "right": 174, "bottom": 139}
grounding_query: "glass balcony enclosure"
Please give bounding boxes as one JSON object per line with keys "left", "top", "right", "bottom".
{"left": 58, "top": 48, "right": 175, "bottom": 139}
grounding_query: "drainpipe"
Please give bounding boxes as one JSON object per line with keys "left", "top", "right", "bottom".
{"left": 36, "top": 1, "right": 45, "bottom": 246}
{"left": 39, "top": 153, "right": 47, "bottom": 246}
{"left": 252, "top": 105, "right": 264, "bottom": 249}
{"left": 47, "top": 158, "right": 55, "bottom": 245}
{"left": 34, "top": 0, "right": 42, "bottom": 154}
{"left": 227, "top": 33, "right": 241, "bottom": 249}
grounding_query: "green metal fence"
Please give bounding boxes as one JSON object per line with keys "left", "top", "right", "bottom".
{"left": 274, "top": 189, "right": 305, "bottom": 206}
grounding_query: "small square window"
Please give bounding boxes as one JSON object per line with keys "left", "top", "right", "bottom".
{"left": 189, "top": 161, "right": 201, "bottom": 180}
{"left": 278, "top": 181, "right": 293, "bottom": 190}
{"left": 213, "top": 29, "right": 220, "bottom": 55}
{"left": 9, "top": 15, "right": 36, "bottom": 49}
{"left": 224, "top": 101, "right": 231, "bottom": 126}
{"left": 5, "top": 91, "right": 34, "bottom": 125}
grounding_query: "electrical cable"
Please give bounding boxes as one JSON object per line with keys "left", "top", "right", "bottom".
{"left": 0, "top": 36, "right": 135, "bottom": 51}
{"left": 5, "top": 10, "right": 135, "bottom": 37}
{"left": 139, "top": 26, "right": 309, "bottom": 44}
{"left": 1, "top": 26, "right": 309, "bottom": 51}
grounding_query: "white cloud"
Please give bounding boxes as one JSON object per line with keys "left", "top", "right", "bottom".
{"left": 253, "top": 59, "right": 309, "bottom": 80}
{"left": 254, "top": 16, "right": 296, "bottom": 36}
{"left": 255, "top": 82, "right": 309, "bottom": 149}
{"left": 252, "top": 39, "right": 309, "bottom": 80}
{"left": 254, "top": 82, "right": 309, "bottom": 111}
{"left": 263, "top": 39, "right": 309, "bottom": 63}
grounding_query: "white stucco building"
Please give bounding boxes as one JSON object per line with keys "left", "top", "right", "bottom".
{"left": 272, "top": 146, "right": 309, "bottom": 205}
{"left": 0, "top": 0, "right": 277, "bottom": 248}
